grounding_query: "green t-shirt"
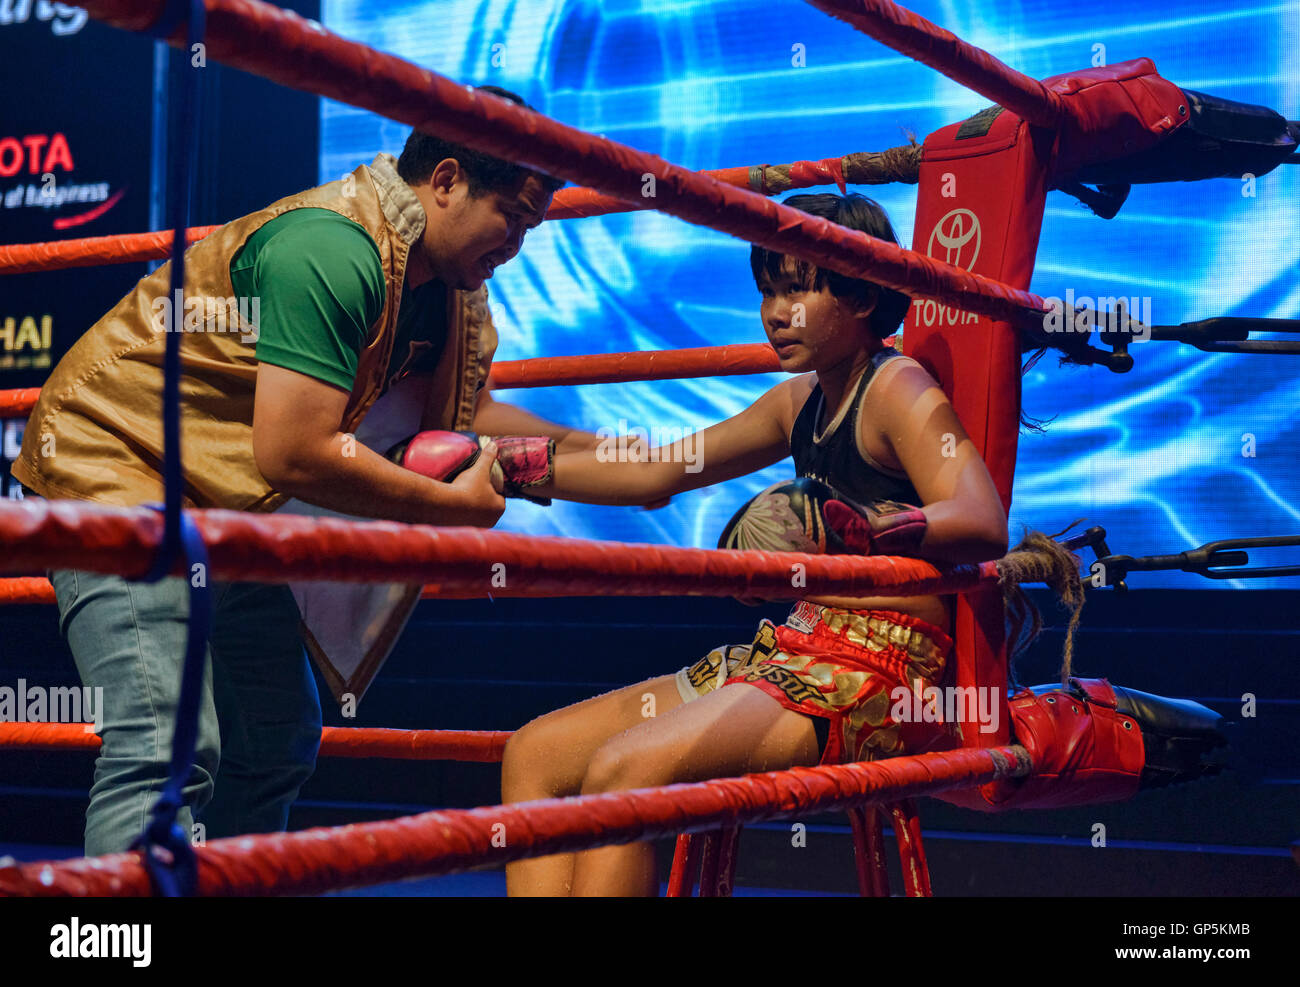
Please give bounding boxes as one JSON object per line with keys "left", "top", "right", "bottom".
{"left": 230, "top": 208, "right": 448, "bottom": 394}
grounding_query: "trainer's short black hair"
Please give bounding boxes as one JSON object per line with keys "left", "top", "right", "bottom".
{"left": 750, "top": 192, "right": 911, "bottom": 340}
{"left": 396, "top": 85, "right": 565, "bottom": 198}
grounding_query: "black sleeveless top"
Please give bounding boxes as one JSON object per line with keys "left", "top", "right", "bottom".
{"left": 789, "top": 348, "right": 922, "bottom": 507}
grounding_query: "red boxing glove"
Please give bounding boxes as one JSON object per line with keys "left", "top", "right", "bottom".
{"left": 822, "top": 495, "right": 927, "bottom": 556}
{"left": 717, "top": 476, "right": 927, "bottom": 557}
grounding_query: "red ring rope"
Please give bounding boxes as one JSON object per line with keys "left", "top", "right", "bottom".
{"left": 0, "top": 227, "right": 220, "bottom": 275}
{"left": 0, "top": 345, "right": 783, "bottom": 419}
{"left": 0, "top": 722, "right": 509, "bottom": 761}
{"left": 0, "top": 577, "right": 52, "bottom": 605}
{"left": 807, "top": 0, "right": 1065, "bottom": 127}
{"left": 0, "top": 153, "right": 877, "bottom": 275}
{"left": 73, "top": 0, "right": 1049, "bottom": 330}
{"left": 0, "top": 499, "right": 999, "bottom": 598}
{"left": 0, "top": 744, "right": 1029, "bottom": 896}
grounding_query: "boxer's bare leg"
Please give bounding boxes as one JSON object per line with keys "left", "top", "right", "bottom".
{"left": 501, "top": 674, "right": 684, "bottom": 896}
{"left": 570, "top": 682, "right": 819, "bottom": 896}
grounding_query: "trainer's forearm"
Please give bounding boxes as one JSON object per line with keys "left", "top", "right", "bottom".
{"left": 263, "top": 435, "right": 478, "bottom": 525}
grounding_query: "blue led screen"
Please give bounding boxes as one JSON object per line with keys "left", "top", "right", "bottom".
{"left": 322, "top": 0, "right": 1300, "bottom": 588}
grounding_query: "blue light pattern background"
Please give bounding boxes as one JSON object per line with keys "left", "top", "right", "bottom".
{"left": 321, "top": 0, "right": 1300, "bottom": 588}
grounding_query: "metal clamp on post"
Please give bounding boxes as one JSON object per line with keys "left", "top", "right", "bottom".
{"left": 1093, "top": 534, "right": 1300, "bottom": 588}
{"left": 1058, "top": 526, "right": 1126, "bottom": 592}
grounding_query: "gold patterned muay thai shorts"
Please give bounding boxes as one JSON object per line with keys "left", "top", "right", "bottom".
{"left": 674, "top": 601, "right": 957, "bottom": 765}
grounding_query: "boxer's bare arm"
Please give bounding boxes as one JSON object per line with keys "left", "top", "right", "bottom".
{"left": 533, "top": 376, "right": 809, "bottom": 505}
{"left": 253, "top": 363, "right": 504, "bottom": 526}
{"left": 471, "top": 387, "right": 603, "bottom": 455}
{"left": 867, "top": 358, "right": 1007, "bottom": 564}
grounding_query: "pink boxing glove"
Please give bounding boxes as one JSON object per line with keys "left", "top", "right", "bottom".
{"left": 479, "top": 434, "right": 554, "bottom": 505}
{"left": 386, "top": 431, "right": 555, "bottom": 505}
{"left": 385, "top": 430, "right": 481, "bottom": 482}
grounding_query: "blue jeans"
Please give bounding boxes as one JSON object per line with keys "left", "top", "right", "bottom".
{"left": 48, "top": 568, "right": 322, "bottom": 856}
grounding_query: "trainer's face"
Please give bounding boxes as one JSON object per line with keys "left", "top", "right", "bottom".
{"left": 759, "top": 257, "right": 877, "bottom": 372}
{"left": 423, "top": 164, "right": 552, "bottom": 290}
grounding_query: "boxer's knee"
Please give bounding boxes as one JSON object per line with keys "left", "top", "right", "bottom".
{"left": 580, "top": 736, "right": 669, "bottom": 795}
{"left": 501, "top": 712, "right": 585, "bottom": 801}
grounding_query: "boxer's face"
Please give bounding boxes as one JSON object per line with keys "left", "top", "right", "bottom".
{"left": 422, "top": 166, "right": 552, "bottom": 290}
{"left": 759, "top": 257, "right": 878, "bottom": 372}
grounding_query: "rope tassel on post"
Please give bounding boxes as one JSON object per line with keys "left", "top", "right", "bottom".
{"left": 995, "top": 527, "right": 1087, "bottom": 688}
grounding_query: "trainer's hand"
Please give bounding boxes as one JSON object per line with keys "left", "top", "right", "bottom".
{"left": 449, "top": 439, "right": 506, "bottom": 527}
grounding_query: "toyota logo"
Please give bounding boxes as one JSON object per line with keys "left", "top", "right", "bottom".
{"left": 927, "top": 208, "right": 981, "bottom": 271}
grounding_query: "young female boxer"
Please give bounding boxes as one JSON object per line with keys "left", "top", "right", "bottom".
{"left": 496, "top": 192, "right": 1008, "bottom": 896}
